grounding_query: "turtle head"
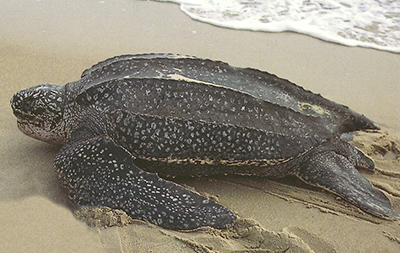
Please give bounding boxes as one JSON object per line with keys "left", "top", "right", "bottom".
{"left": 11, "top": 84, "right": 66, "bottom": 144}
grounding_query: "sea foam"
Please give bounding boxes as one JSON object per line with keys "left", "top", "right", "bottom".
{"left": 154, "top": 0, "right": 400, "bottom": 53}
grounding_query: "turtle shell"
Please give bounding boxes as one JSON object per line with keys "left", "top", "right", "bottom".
{"left": 77, "top": 53, "right": 379, "bottom": 134}
{"left": 62, "top": 54, "right": 378, "bottom": 166}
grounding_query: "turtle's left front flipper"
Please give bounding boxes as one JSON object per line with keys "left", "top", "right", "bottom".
{"left": 55, "top": 134, "right": 236, "bottom": 230}
{"left": 294, "top": 138, "right": 398, "bottom": 219}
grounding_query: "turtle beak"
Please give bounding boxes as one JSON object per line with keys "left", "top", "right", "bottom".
{"left": 10, "top": 92, "right": 19, "bottom": 112}
{"left": 10, "top": 91, "right": 24, "bottom": 119}
{"left": 10, "top": 89, "right": 42, "bottom": 129}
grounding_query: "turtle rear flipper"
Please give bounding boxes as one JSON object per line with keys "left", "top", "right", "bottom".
{"left": 55, "top": 134, "right": 236, "bottom": 230}
{"left": 295, "top": 138, "right": 398, "bottom": 219}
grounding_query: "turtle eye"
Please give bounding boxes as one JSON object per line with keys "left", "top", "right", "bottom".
{"left": 33, "top": 107, "right": 46, "bottom": 115}
{"left": 20, "top": 97, "right": 35, "bottom": 112}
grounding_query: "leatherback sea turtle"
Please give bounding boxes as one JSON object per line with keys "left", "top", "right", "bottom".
{"left": 11, "top": 53, "right": 398, "bottom": 230}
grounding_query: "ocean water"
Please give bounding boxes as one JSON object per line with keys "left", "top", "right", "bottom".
{"left": 154, "top": 0, "right": 400, "bottom": 53}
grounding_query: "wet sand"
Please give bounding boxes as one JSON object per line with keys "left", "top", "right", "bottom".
{"left": 1, "top": 1, "right": 399, "bottom": 252}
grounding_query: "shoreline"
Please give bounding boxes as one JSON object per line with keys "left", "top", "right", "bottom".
{"left": 162, "top": 0, "right": 400, "bottom": 54}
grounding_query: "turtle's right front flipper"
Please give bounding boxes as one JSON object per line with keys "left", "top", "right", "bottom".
{"left": 294, "top": 138, "right": 398, "bottom": 219}
{"left": 54, "top": 134, "right": 236, "bottom": 230}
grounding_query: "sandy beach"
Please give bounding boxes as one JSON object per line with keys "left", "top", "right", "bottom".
{"left": 1, "top": 0, "right": 399, "bottom": 252}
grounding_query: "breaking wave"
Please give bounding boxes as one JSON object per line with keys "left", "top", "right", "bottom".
{"left": 154, "top": 0, "right": 400, "bottom": 53}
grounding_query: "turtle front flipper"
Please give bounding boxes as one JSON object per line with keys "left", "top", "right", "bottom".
{"left": 294, "top": 138, "right": 398, "bottom": 219}
{"left": 55, "top": 134, "right": 237, "bottom": 230}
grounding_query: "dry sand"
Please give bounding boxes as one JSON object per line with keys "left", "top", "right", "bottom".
{"left": 1, "top": 0, "right": 399, "bottom": 252}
